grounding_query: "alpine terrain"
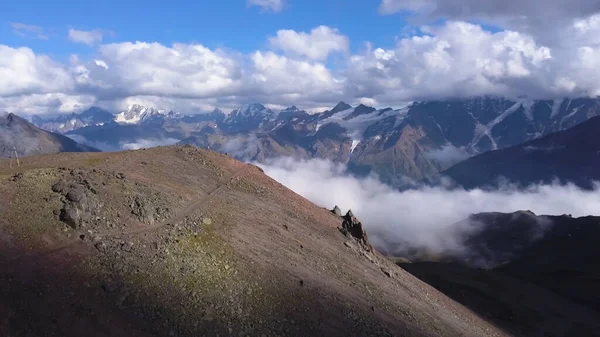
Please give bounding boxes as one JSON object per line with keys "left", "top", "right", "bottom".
{"left": 0, "top": 145, "right": 508, "bottom": 337}
{"left": 439, "top": 115, "right": 600, "bottom": 189}
{"left": 30, "top": 97, "right": 600, "bottom": 186}
{"left": 1, "top": 112, "right": 99, "bottom": 159}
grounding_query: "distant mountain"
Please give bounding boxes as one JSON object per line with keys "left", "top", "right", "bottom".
{"left": 27, "top": 97, "right": 600, "bottom": 187}
{"left": 440, "top": 115, "right": 600, "bottom": 190}
{"left": 395, "top": 211, "right": 600, "bottom": 336}
{"left": 221, "top": 103, "right": 277, "bottom": 133}
{"left": 0, "top": 112, "right": 98, "bottom": 158}
{"left": 31, "top": 107, "right": 114, "bottom": 134}
{"left": 114, "top": 104, "right": 181, "bottom": 125}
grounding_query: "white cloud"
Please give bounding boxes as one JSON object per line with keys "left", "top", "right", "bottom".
{"left": 10, "top": 22, "right": 48, "bottom": 40}
{"left": 248, "top": 0, "right": 284, "bottom": 12}
{"left": 424, "top": 144, "right": 470, "bottom": 167}
{"left": 74, "top": 41, "right": 245, "bottom": 101}
{"left": 269, "top": 26, "right": 349, "bottom": 60}
{"left": 121, "top": 138, "right": 180, "bottom": 150}
{"left": 343, "top": 21, "right": 600, "bottom": 104}
{"left": 250, "top": 51, "right": 344, "bottom": 104}
{"left": 259, "top": 157, "right": 600, "bottom": 264}
{"left": 0, "top": 45, "right": 73, "bottom": 97}
{"left": 379, "top": 0, "right": 600, "bottom": 48}
{"left": 4, "top": 18, "right": 600, "bottom": 115}
{"left": 68, "top": 28, "right": 104, "bottom": 45}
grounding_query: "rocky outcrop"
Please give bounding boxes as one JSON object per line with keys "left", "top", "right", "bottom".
{"left": 331, "top": 205, "right": 342, "bottom": 217}
{"left": 335, "top": 208, "right": 373, "bottom": 252}
{"left": 52, "top": 178, "right": 101, "bottom": 229}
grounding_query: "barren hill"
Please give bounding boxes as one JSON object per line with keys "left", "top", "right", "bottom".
{"left": 0, "top": 145, "right": 505, "bottom": 337}
{"left": 0, "top": 112, "right": 98, "bottom": 159}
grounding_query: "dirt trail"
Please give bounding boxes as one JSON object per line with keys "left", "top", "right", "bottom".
{"left": 0, "top": 164, "right": 249, "bottom": 267}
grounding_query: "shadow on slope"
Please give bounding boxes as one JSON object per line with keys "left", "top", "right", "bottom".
{"left": 0, "top": 146, "right": 507, "bottom": 337}
{"left": 396, "top": 211, "right": 600, "bottom": 337}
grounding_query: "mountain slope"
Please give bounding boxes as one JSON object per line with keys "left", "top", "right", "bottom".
{"left": 396, "top": 211, "right": 600, "bottom": 337}
{"left": 0, "top": 145, "right": 506, "bottom": 337}
{"left": 440, "top": 115, "right": 600, "bottom": 189}
{"left": 0, "top": 112, "right": 99, "bottom": 158}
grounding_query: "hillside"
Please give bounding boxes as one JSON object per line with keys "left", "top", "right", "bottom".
{"left": 0, "top": 145, "right": 506, "bottom": 337}
{"left": 0, "top": 112, "right": 98, "bottom": 159}
{"left": 30, "top": 97, "right": 600, "bottom": 186}
{"left": 440, "top": 115, "right": 600, "bottom": 189}
{"left": 395, "top": 211, "right": 600, "bottom": 337}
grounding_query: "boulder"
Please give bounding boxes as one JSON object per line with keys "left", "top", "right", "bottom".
{"left": 52, "top": 180, "right": 69, "bottom": 193}
{"left": 60, "top": 206, "right": 81, "bottom": 229}
{"left": 331, "top": 205, "right": 342, "bottom": 217}
{"left": 66, "top": 188, "right": 87, "bottom": 203}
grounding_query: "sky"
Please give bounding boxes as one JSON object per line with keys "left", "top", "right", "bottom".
{"left": 2, "top": 0, "right": 600, "bottom": 115}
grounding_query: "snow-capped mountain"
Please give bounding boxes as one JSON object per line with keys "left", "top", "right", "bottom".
{"left": 27, "top": 96, "right": 600, "bottom": 187}
{"left": 221, "top": 103, "right": 277, "bottom": 133}
{"left": 31, "top": 107, "right": 114, "bottom": 134}
{"left": 114, "top": 104, "right": 181, "bottom": 125}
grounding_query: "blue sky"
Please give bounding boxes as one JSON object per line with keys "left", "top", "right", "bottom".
{"left": 1, "top": 0, "right": 599, "bottom": 115}
{"left": 1, "top": 0, "right": 413, "bottom": 60}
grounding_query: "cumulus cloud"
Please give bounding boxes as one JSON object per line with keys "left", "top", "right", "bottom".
{"left": 378, "top": 0, "right": 600, "bottom": 38}
{"left": 259, "top": 157, "right": 600, "bottom": 264}
{"left": 79, "top": 42, "right": 244, "bottom": 99}
{"left": 250, "top": 51, "right": 344, "bottom": 103}
{"left": 269, "top": 26, "right": 349, "bottom": 60}
{"left": 4, "top": 16, "right": 600, "bottom": 114}
{"left": 68, "top": 28, "right": 104, "bottom": 45}
{"left": 10, "top": 22, "right": 48, "bottom": 40}
{"left": 248, "top": 0, "right": 284, "bottom": 12}
{"left": 0, "top": 45, "right": 73, "bottom": 97}
{"left": 344, "top": 20, "right": 600, "bottom": 104}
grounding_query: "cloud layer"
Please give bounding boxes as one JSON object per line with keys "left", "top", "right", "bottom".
{"left": 248, "top": 0, "right": 284, "bottom": 12}
{"left": 3, "top": 1, "right": 600, "bottom": 114}
{"left": 259, "top": 157, "right": 600, "bottom": 262}
{"left": 68, "top": 28, "right": 104, "bottom": 45}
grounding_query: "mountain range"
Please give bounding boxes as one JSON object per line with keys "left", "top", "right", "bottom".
{"left": 439, "top": 115, "right": 600, "bottom": 189}
{"left": 28, "top": 97, "right": 600, "bottom": 187}
{"left": 1, "top": 112, "right": 98, "bottom": 159}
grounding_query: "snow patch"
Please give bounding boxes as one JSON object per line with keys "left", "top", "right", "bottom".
{"left": 522, "top": 99, "right": 535, "bottom": 120}
{"left": 320, "top": 106, "right": 408, "bottom": 141}
{"left": 350, "top": 140, "right": 361, "bottom": 153}
{"left": 550, "top": 99, "right": 563, "bottom": 118}
{"left": 470, "top": 100, "right": 525, "bottom": 150}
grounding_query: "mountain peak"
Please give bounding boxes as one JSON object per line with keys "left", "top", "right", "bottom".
{"left": 231, "top": 103, "right": 270, "bottom": 117}
{"left": 331, "top": 101, "right": 352, "bottom": 113}
{"left": 283, "top": 105, "right": 299, "bottom": 112}
{"left": 116, "top": 104, "right": 173, "bottom": 125}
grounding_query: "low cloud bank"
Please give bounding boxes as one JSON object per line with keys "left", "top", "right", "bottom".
{"left": 121, "top": 138, "right": 180, "bottom": 150}
{"left": 257, "top": 157, "right": 600, "bottom": 262}
{"left": 424, "top": 144, "right": 471, "bottom": 167}
{"left": 67, "top": 135, "right": 180, "bottom": 151}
